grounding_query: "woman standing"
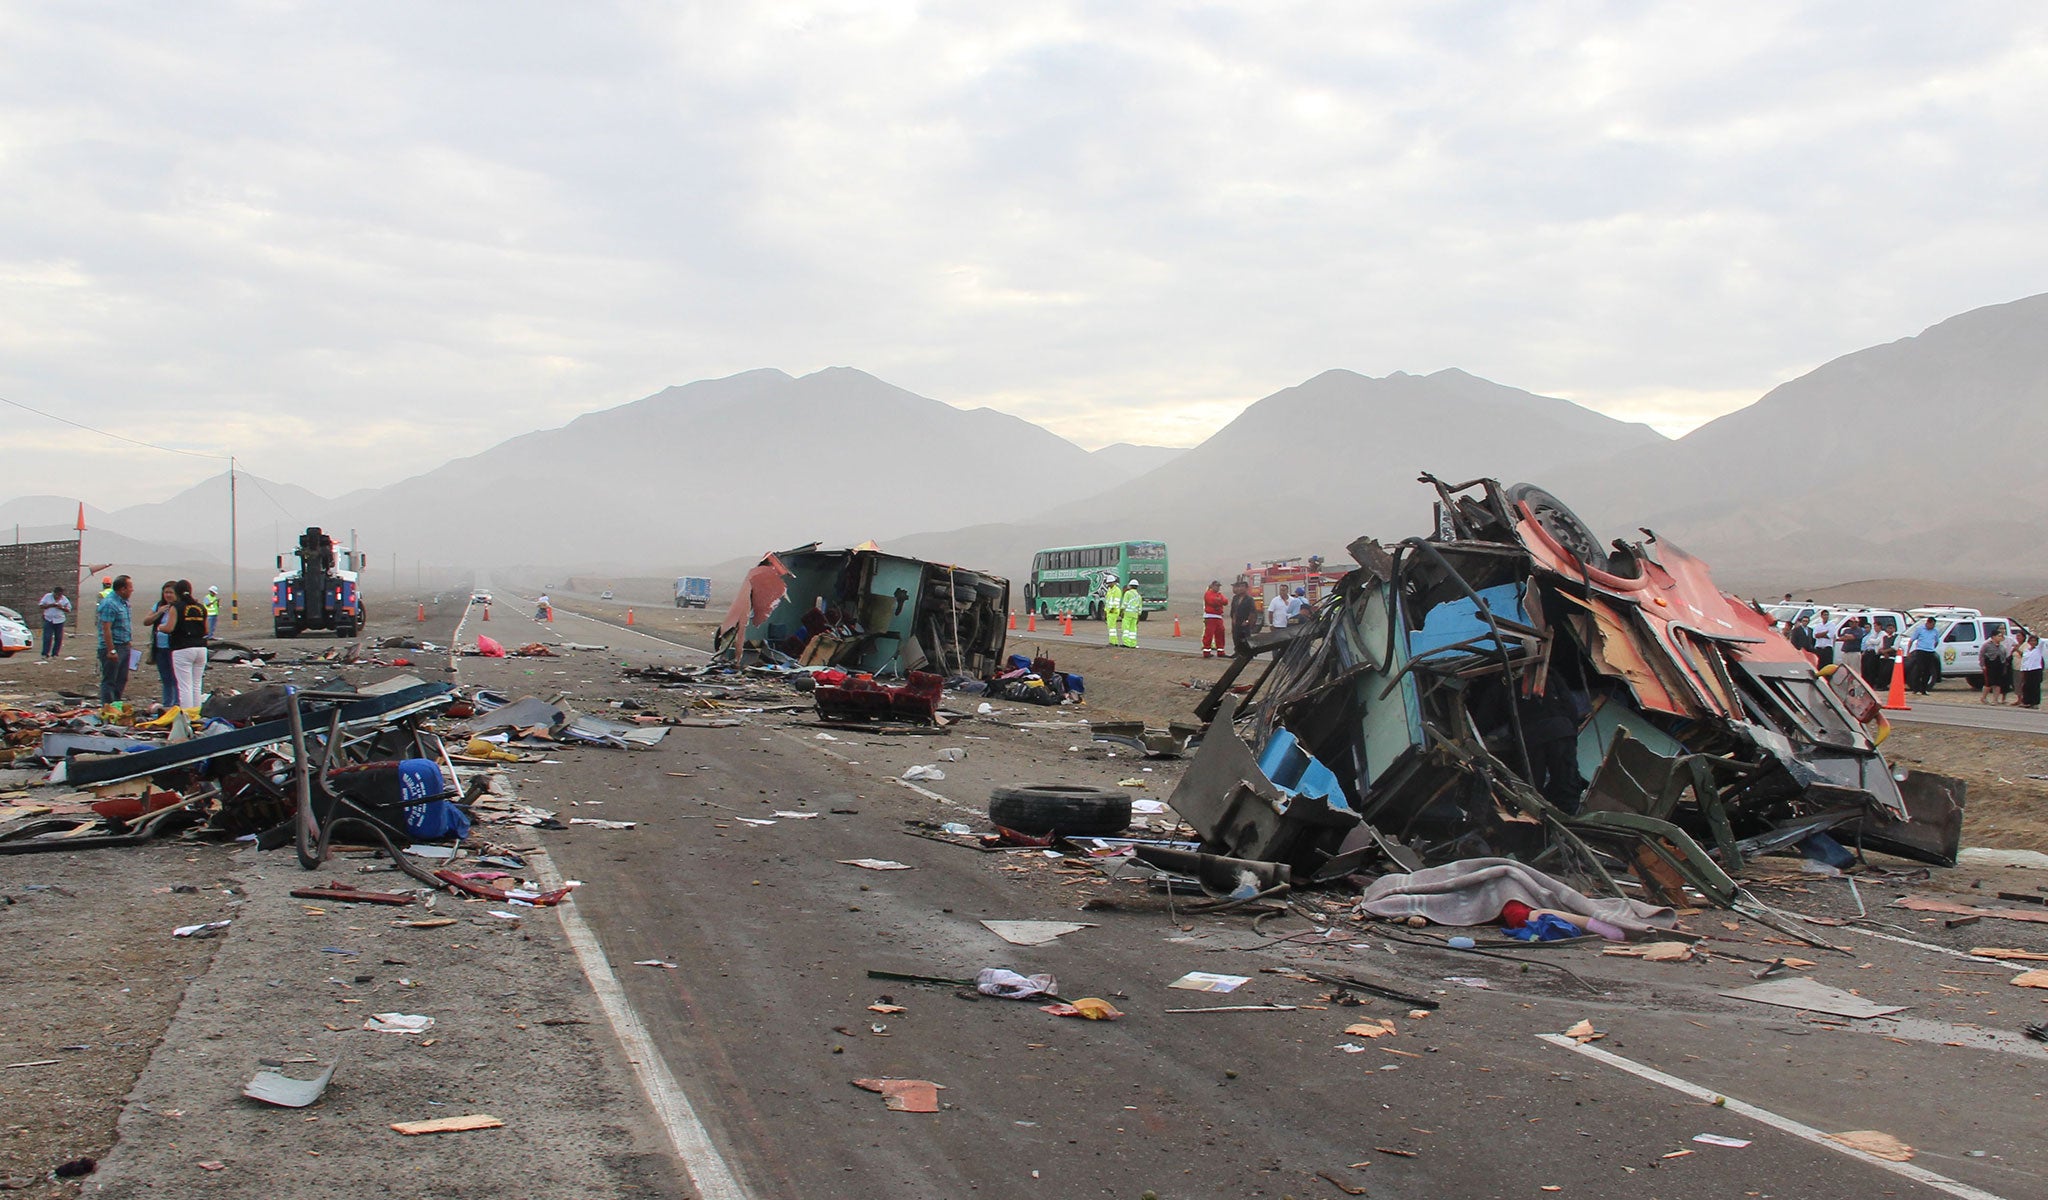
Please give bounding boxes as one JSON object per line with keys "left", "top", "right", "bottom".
{"left": 167, "top": 580, "right": 211, "bottom": 709}
{"left": 2019, "top": 634, "right": 2045, "bottom": 711}
{"left": 146, "top": 581, "right": 180, "bottom": 709}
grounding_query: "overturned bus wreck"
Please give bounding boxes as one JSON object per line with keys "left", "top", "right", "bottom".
{"left": 715, "top": 543, "right": 1010, "bottom": 678}
{"left": 1177, "top": 475, "right": 1964, "bottom": 911}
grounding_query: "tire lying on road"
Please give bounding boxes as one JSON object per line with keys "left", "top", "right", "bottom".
{"left": 988, "top": 783, "right": 1131, "bottom": 837}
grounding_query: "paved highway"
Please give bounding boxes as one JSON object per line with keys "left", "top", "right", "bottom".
{"left": 444, "top": 595, "right": 2043, "bottom": 1200}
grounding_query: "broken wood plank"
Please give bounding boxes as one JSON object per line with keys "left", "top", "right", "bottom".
{"left": 390, "top": 1114, "right": 504, "bottom": 1136}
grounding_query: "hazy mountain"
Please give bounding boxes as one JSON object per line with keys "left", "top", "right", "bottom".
{"left": 1567, "top": 293, "right": 2048, "bottom": 585}
{"left": 892, "top": 368, "right": 1668, "bottom": 583}
{"left": 7, "top": 522, "right": 220, "bottom": 570}
{"left": 0, "top": 496, "right": 113, "bottom": 532}
{"left": 331, "top": 367, "right": 1163, "bottom": 568}
{"left": 1087, "top": 443, "right": 1185, "bottom": 477}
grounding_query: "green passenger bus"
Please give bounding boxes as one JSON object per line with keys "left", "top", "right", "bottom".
{"left": 1024, "top": 541, "right": 1169, "bottom": 619}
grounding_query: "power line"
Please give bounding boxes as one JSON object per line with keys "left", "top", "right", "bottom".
{"left": 0, "top": 394, "right": 229, "bottom": 461}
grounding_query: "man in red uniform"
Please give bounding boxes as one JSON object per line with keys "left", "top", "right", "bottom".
{"left": 1201, "top": 579, "right": 1227, "bottom": 658}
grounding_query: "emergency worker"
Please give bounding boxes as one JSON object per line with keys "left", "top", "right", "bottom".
{"left": 1102, "top": 573, "right": 1124, "bottom": 646}
{"left": 204, "top": 586, "right": 221, "bottom": 637}
{"left": 1120, "top": 576, "right": 1141, "bottom": 649}
{"left": 1201, "top": 580, "right": 1227, "bottom": 658}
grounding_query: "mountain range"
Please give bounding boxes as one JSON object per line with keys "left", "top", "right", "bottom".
{"left": 9, "top": 292, "right": 2046, "bottom": 593}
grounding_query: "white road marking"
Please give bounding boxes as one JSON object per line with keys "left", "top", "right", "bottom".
{"left": 506, "top": 591, "right": 711, "bottom": 657}
{"left": 456, "top": 640, "right": 750, "bottom": 1200}
{"left": 1537, "top": 1033, "right": 2009, "bottom": 1200}
{"left": 534, "top": 849, "right": 754, "bottom": 1200}
{"left": 1839, "top": 924, "right": 2028, "bottom": 969}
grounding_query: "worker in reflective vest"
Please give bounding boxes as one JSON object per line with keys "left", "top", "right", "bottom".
{"left": 1103, "top": 575, "right": 1124, "bottom": 646}
{"left": 203, "top": 586, "right": 221, "bottom": 637}
{"left": 1120, "top": 576, "right": 1141, "bottom": 649}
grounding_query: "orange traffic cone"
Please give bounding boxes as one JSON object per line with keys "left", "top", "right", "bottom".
{"left": 1007, "top": 610, "right": 1016, "bottom": 630}
{"left": 546, "top": 606, "right": 554, "bottom": 623}
{"left": 1027, "top": 611, "right": 1036, "bottom": 632}
{"left": 417, "top": 603, "right": 426, "bottom": 622}
{"left": 482, "top": 605, "right": 490, "bottom": 621}
{"left": 1062, "top": 614, "right": 1073, "bottom": 637}
{"left": 1883, "top": 651, "right": 1911, "bottom": 711}
{"left": 1172, "top": 615, "right": 1182, "bottom": 638}
{"left": 1882, "top": 651, "right": 1912, "bottom": 710}
{"left": 625, "top": 609, "right": 634, "bottom": 625}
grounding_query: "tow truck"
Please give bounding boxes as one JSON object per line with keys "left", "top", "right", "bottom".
{"left": 272, "top": 526, "right": 366, "bottom": 638}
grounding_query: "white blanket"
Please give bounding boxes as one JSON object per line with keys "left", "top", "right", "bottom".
{"left": 1357, "top": 857, "right": 1675, "bottom": 934}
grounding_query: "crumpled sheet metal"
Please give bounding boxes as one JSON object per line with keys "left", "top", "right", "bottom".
{"left": 1182, "top": 475, "right": 1961, "bottom": 908}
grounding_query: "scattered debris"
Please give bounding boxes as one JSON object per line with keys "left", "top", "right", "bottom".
{"left": 1718, "top": 978, "right": 1907, "bottom": 1019}
{"left": 1826, "top": 1130, "right": 1914, "bottom": 1162}
{"left": 975, "top": 969, "right": 1060, "bottom": 1000}
{"left": 851, "top": 1078, "right": 944, "bottom": 1113}
{"left": 1692, "top": 1134, "right": 1751, "bottom": 1149}
{"left": 1168, "top": 972, "right": 1249, "bottom": 994}
{"left": 363, "top": 1013, "right": 436, "bottom": 1034}
{"left": 1040, "top": 998, "right": 1124, "bottom": 1021}
{"left": 242, "top": 1061, "right": 337, "bottom": 1108}
{"left": 839, "top": 858, "right": 915, "bottom": 871}
{"left": 391, "top": 1114, "right": 505, "bottom": 1136}
{"left": 1563, "top": 1019, "right": 1604, "bottom": 1043}
{"left": 980, "top": 920, "right": 1095, "bottom": 946}
{"left": 172, "top": 920, "right": 231, "bottom": 939}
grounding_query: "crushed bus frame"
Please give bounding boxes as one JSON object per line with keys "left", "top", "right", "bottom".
{"left": 1177, "top": 474, "right": 1963, "bottom": 916}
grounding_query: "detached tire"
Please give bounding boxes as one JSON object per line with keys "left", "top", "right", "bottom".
{"left": 989, "top": 783, "right": 1131, "bottom": 837}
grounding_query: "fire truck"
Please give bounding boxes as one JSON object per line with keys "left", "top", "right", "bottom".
{"left": 1238, "top": 556, "right": 1345, "bottom": 607}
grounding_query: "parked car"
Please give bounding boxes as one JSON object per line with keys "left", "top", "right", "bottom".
{"left": 0, "top": 606, "right": 30, "bottom": 657}
{"left": 599, "top": 590, "right": 615, "bottom": 600}
{"left": 1915, "top": 612, "right": 2017, "bottom": 688}
{"left": 469, "top": 592, "right": 494, "bottom": 606}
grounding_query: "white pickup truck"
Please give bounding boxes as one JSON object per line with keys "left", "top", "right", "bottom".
{"left": 1903, "top": 607, "right": 2020, "bottom": 688}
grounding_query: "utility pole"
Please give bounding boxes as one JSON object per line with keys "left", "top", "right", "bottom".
{"left": 229, "top": 456, "right": 239, "bottom": 626}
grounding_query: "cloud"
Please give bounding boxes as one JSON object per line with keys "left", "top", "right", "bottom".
{"left": 1, "top": 1, "right": 2044, "bottom": 504}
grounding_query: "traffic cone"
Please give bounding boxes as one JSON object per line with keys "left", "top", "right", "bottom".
{"left": 1026, "top": 611, "right": 1036, "bottom": 632}
{"left": 546, "top": 606, "right": 554, "bottom": 623}
{"left": 1883, "top": 651, "right": 1910, "bottom": 711}
{"left": 481, "top": 605, "right": 489, "bottom": 621}
{"left": 417, "top": 603, "right": 426, "bottom": 622}
{"left": 1062, "top": 614, "right": 1073, "bottom": 637}
{"left": 1172, "top": 615, "right": 1182, "bottom": 638}
{"left": 625, "top": 609, "right": 634, "bottom": 625}
{"left": 1007, "top": 610, "right": 1016, "bottom": 630}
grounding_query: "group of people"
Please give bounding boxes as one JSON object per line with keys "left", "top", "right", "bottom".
{"left": 45, "top": 574, "right": 218, "bottom": 709}
{"left": 1782, "top": 603, "right": 2042, "bottom": 708}
{"left": 1195, "top": 578, "right": 1308, "bottom": 659}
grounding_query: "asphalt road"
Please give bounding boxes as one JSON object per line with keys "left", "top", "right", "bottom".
{"left": 1886, "top": 700, "right": 2048, "bottom": 736}
{"left": 456, "top": 595, "right": 2046, "bottom": 1200}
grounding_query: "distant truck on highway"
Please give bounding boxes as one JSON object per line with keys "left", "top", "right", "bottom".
{"left": 674, "top": 576, "right": 712, "bottom": 609}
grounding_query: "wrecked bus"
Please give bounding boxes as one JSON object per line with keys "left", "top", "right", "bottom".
{"left": 715, "top": 544, "right": 1009, "bottom": 678}
{"left": 1175, "top": 475, "right": 1962, "bottom": 916}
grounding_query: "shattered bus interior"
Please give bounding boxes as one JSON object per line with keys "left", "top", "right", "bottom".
{"left": 1179, "top": 475, "right": 1964, "bottom": 915}
{"left": 728, "top": 544, "right": 1010, "bottom": 679}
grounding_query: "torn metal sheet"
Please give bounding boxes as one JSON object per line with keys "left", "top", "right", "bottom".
{"left": 1178, "top": 475, "right": 1950, "bottom": 910}
{"left": 1718, "top": 978, "right": 1907, "bottom": 1019}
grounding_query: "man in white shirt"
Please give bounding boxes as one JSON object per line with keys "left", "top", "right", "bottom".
{"left": 1265, "top": 588, "right": 1289, "bottom": 631}
{"left": 1810, "top": 610, "right": 1836, "bottom": 668}
{"left": 39, "top": 586, "right": 73, "bottom": 658}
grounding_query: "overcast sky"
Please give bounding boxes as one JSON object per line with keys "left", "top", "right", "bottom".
{"left": 4, "top": 1, "right": 2045, "bottom": 506}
